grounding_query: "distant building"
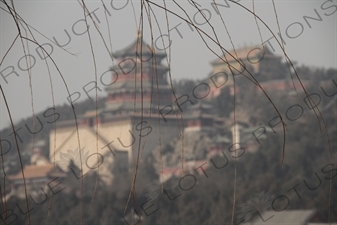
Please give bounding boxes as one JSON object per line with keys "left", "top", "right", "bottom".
{"left": 49, "top": 33, "right": 180, "bottom": 185}
{"left": 184, "top": 102, "right": 214, "bottom": 133}
{"left": 256, "top": 78, "right": 311, "bottom": 95}
{"left": 207, "top": 45, "right": 283, "bottom": 99}
{"left": 6, "top": 163, "right": 66, "bottom": 200}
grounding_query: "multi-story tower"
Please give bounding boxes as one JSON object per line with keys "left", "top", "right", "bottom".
{"left": 104, "top": 32, "right": 174, "bottom": 114}
{"left": 49, "top": 34, "right": 179, "bottom": 185}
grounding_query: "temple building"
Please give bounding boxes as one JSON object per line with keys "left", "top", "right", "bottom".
{"left": 49, "top": 33, "right": 180, "bottom": 185}
{"left": 184, "top": 102, "right": 214, "bottom": 133}
{"left": 207, "top": 45, "right": 283, "bottom": 99}
{"left": 104, "top": 32, "right": 174, "bottom": 113}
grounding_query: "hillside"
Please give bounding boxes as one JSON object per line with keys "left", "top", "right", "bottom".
{"left": 0, "top": 64, "right": 336, "bottom": 224}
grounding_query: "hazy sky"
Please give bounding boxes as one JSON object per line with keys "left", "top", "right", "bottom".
{"left": 0, "top": 0, "right": 336, "bottom": 127}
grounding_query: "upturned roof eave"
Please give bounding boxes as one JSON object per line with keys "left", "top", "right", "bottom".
{"left": 112, "top": 37, "right": 166, "bottom": 59}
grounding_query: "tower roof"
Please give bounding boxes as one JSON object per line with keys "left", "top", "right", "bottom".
{"left": 112, "top": 32, "right": 166, "bottom": 60}
{"left": 210, "top": 45, "right": 279, "bottom": 66}
{"left": 7, "top": 164, "right": 66, "bottom": 180}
